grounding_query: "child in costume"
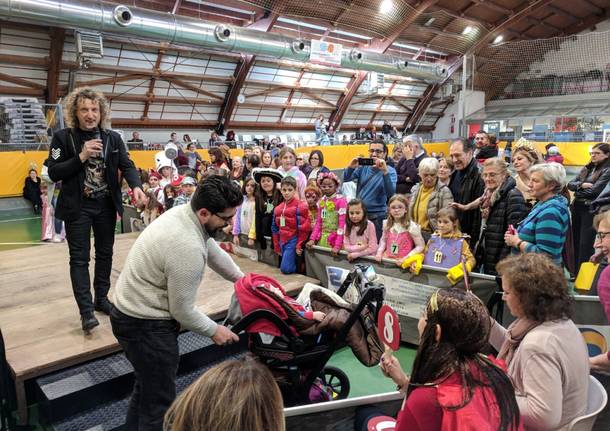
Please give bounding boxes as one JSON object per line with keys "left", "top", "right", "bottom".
{"left": 248, "top": 168, "right": 284, "bottom": 249}
{"left": 307, "top": 172, "right": 347, "bottom": 256}
{"left": 401, "top": 207, "right": 476, "bottom": 284}
{"left": 232, "top": 176, "right": 256, "bottom": 246}
{"left": 272, "top": 176, "right": 310, "bottom": 274}
{"left": 304, "top": 183, "right": 322, "bottom": 229}
{"left": 343, "top": 199, "right": 378, "bottom": 261}
{"left": 375, "top": 194, "right": 425, "bottom": 262}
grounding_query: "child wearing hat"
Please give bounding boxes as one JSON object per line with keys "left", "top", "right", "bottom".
{"left": 248, "top": 168, "right": 284, "bottom": 249}
{"left": 173, "top": 176, "right": 197, "bottom": 207}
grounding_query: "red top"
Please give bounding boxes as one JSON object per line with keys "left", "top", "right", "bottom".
{"left": 395, "top": 360, "right": 522, "bottom": 431}
{"left": 271, "top": 197, "right": 310, "bottom": 253}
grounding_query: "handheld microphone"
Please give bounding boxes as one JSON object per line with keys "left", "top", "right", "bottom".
{"left": 93, "top": 128, "right": 103, "bottom": 161}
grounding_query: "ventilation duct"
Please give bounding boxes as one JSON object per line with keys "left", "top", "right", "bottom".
{"left": 0, "top": 0, "right": 448, "bottom": 82}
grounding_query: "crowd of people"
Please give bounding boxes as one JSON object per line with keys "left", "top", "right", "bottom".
{"left": 30, "top": 85, "right": 607, "bottom": 430}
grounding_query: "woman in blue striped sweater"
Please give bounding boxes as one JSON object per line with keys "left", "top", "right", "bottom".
{"left": 504, "top": 163, "right": 569, "bottom": 266}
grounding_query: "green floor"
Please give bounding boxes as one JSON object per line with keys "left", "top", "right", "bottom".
{"left": 0, "top": 212, "right": 43, "bottom": 252}
{"left": 328, "top": 345, "right": 416, "bottom": 397}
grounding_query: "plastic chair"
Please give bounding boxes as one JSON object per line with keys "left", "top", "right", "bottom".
{"left": 567, "top": 375, "right": 608, "bottom": 431}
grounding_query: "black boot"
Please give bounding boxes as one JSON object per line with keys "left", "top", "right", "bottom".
{"left": 94, "top": 297, "right": 113, "bottom": 315}
{"left": 81, "top": 313, "right": 99, "bottom": 332}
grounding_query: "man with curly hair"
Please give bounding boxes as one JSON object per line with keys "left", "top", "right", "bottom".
{"left": 47, "top": 87, "right": 145, "bottom": 332}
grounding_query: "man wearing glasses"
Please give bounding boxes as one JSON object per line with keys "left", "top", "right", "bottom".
{"left": 110, "top": 175, "right": 244, "bottom": 430}
{"left": 344, "top": 139, "right": 397, "bottom": 240}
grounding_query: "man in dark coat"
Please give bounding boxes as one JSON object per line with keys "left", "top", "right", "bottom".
{"left": 47, "top": 87, "right": 144, "bottom": 332}
{"left": 448, "top": 137, "right": 485, "bottom": 247}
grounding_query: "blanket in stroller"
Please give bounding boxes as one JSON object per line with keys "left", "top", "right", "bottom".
{"left": 234, "top": 273, "right": 383, "bottom": 366}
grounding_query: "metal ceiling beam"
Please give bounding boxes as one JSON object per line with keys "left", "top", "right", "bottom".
{"left": 215, "top": 12, "right": 280, "bottom": 132}
{"left": 0, "top": 86, "right": 43, "bottom": 96}
{"left": 405, "top": 0, "right": 563, "bottom": 133}
{"left": 141, "top": 48, "right": 165, "bottom": 120}
{"left": 165, "top": 76, "right": 224, "bottom": 101}
{"left": 329, "top": 0, "right": 440, "bottom": 128}
{"left": 46, "top": 27, "right": 65, "bottom": 104}
{"left": 279, "top": 69, "right": 305, "bottom": 121}
{"left": 367, "top": 0, "right": 440, "bottom": 53}
{"left": 369, "top": 81, "right": 397, "bottom": 125}
{"left": 0, "top": 72, "right": 45, "bottom": 90}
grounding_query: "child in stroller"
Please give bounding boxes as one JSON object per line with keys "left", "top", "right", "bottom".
{"left": 230, "top": 266, "right": 385, "bottom": 406}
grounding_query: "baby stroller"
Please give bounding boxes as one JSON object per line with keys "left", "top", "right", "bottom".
{"left": 231, "top": 265, "right": 385, "bottom": 406}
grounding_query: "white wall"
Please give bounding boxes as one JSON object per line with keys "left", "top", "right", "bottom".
{"left": 432, "top": 90, "right": 485, "bottom": 140}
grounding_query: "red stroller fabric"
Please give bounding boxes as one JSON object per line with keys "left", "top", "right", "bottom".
{"left": 234, "top": 273, "right": 299, "bottom": 336}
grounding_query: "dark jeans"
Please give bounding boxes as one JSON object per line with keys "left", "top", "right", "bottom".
{"left": 368, "top": 213, "right": 385, "bottom": 242}
{"left": 572, "top": 202, "right": 595, "bottom": 271}
{"left": 110, "top": 306, "right": 180, "bottom": 431}
{"left": 64, "top": 196, "right": 116, "bottom": 315}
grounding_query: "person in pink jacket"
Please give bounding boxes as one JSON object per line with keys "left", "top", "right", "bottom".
{"left": 343, "top": 199, "right": 378, "bottom": 261}
{"left": 306, "top": 172, "right": 347, "bottom": 256}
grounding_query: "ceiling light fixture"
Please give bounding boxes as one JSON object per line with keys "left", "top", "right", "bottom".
{"left": 379, "top": 0, "right": 393, "bottom": 14}
{"left": 493, "top": 35, "right": 504, "bottom": 44}
{"left": 462, "top": 26, "right": 473, "bottom": 35}
{"left": 424, "top": 17, "right": 436, "bottom": 27}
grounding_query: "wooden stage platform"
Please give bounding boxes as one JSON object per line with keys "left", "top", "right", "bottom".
{"left": 0, "top": 232, "right": 316, "bottom": 424}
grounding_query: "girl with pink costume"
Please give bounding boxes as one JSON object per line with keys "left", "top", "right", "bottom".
{"left": 306, "top": 172, "right": 347, "bottom": 255}
{"left": 40, "top": 163, "right": 65, "bottom": 242}
{"left": 343, "top": 199, "right": 378, "bottom": 261}
{"left": 375, "top": 194, "right": 425, "bottom": 261}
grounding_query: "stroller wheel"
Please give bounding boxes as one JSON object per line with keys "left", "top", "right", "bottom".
{"left": 320, "top": 366, "right": 350, "bottom": 400}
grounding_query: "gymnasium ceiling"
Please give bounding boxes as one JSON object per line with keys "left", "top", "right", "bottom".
{"left": 0, "top": 0, "right": 609, "bottom": 133}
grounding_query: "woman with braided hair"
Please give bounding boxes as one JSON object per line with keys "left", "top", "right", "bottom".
{"left": 358, "top": 288, "right": 521, "bottom": 431}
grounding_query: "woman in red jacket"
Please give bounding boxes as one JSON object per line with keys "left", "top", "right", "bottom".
{"left": 358, "top": 288, "right": 521, "bottom": 431}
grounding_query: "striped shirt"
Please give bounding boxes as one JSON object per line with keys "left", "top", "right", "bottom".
{"left": 516, "top": 194, "right": 569, "bottom": 265}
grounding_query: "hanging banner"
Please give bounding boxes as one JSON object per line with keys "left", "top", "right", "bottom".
{"left": 310, "top": 40, "right": 343, "bottom": 66}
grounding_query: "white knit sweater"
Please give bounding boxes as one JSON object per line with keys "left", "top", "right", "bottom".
{"left": 113, "top": 204, "right": 244, "bottom": 337}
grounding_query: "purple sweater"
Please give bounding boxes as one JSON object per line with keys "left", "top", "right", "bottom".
{"left": 598, "top": 265, "right": 610, "bottom": 324}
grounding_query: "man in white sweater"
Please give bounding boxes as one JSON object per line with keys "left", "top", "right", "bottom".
{"left": 110, "top": 175, "right": 244, "bottom": 431}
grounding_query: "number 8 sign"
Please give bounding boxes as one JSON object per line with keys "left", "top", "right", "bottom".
{"left": 377, "top": 304, "right": 400, "bottom": 351}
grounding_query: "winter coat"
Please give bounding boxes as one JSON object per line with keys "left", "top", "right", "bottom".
{"left": 271, "top": 198, "right": 310, "bottom": 252}
{"left": 448, "top": 158, "right": 485, "bottom": 247}
{"left": 395, "top": 157, "right": 418, "bottom": 195}
{"left": 475, "top": 177, "right": 528, "bottom": 275}
{"left": 408, "top": 180, "right": 454, "bottom": 232}
{"left": 568, "top": 158, "right": 610, "bottom": 205}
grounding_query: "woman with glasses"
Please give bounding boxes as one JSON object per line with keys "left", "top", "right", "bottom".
{"left": 590, "top": 211, "right": 610, "bottom": 372}
{"left": 490, "top": 253, "right": 589, "bottom": 430}
{"left": 452, "top": 158, "right": 527, "bottom": 275}
{"left": 504, "top": 163, "right": 570, "bottom": 267}
{"left": 408, "top": 157, "right": 453, "bottom": 241}
{"left": 307, "top": 150, "right": 330, "bottom": 182}
{"left": 568, "top": 143, "right": 610, "bottom": 269}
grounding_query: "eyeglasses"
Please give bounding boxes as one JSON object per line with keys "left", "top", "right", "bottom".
{"left": 213, "top": 212, "right": 235, "bottom": 223}
{"left": 369, "top": 148, "right": 384, "bottom": 154}
{"left": 596, "top": 231, "right": 610, "bottom": 241}
{"left": 482, "top": 172, "right": 500, "bottom": 178}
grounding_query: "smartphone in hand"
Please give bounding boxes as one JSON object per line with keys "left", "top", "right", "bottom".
{"left": 507, "top": 224, "right": 516, "bottom": 235}
{"left": 358, "top": 157, "right": 375, "bottom": 166}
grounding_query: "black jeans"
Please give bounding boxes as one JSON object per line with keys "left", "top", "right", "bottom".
{"left": 64, "top": 196, "right": 116, "bottom": 315}
{"left": 110, "top": 306, "right": 180, "bottom": 431}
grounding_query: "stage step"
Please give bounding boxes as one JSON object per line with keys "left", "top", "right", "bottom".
{"left": 50, "top": 355, "right": 245, "bottom": 431}
{"left": 37, "top": 330, "right": 247, "bottom": 426}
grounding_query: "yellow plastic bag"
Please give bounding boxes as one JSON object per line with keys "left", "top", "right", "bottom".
{"left": 574, "top": 262, "right": 599, "bottom": 291}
